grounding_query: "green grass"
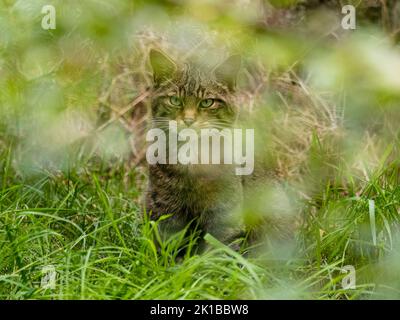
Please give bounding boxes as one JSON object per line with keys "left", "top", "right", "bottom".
{"left": 1, "top": 142, "right": 400, "bottom": 299}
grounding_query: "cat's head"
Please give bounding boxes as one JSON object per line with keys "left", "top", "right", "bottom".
{"left": 148, "top": 49, "right": 241, "bottom": 131}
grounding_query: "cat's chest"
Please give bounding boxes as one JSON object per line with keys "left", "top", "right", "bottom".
{"left": 149, "top": 164, "right": 242, "bottom": 214}
{"left": 175, "top": 175, "right": 221, "bottom": 202}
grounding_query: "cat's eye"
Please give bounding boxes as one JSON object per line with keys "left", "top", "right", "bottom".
{"left": 199, "top": 98, "right": 214, "bottom": 108}
{"left": 169, "top": 95, "right": 182, "bottom": 107}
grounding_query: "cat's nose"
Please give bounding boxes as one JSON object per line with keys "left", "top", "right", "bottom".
{"left": 183, "top": 118, "right": 195, "bottom": 127}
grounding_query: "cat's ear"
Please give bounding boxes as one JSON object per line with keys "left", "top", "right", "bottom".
{"left": 214, "top": 55, "right": 241, "bottom": 90}
{"left": 149, "top": 49, "right": 177, "bottom": 84}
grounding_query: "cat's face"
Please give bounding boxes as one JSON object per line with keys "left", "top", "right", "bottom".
{"left": 149, "top": 50, "right": 241, "bottom": 131}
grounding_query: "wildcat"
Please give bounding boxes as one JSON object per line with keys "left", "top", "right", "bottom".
{"left": 145, "top": 49, "right": 296, "bottom": 252}
{"left": 145, "top": 49, "right": 245, "bottom": 249}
